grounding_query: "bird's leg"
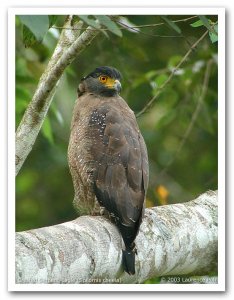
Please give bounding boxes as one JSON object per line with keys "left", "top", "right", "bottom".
{"left": 91, "top": 198, "right": 108, "bottom": 216}
{"left": 129, "top": 242, "right": 137, "bottom": 255}
{"left": 100, "top": 206, "right": 109, "bottom": 217}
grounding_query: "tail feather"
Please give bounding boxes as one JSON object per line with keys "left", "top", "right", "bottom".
{"left": 122, "top": 250, "right": 135, "bottom": 275}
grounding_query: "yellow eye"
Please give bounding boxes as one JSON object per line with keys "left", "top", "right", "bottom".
{"left": 99, "top": 76, "right": 107, "bottom": 83}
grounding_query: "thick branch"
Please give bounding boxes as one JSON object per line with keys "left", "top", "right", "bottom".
{"left": 15, "top": 17, "right": 99, "bottom": 176}
{"left": 15, "top": 190, "right": 217, "bottom": 284}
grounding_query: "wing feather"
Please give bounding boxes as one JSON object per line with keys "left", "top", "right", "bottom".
{"left": 89, "top": 104, "right": 149, "bottom": 247}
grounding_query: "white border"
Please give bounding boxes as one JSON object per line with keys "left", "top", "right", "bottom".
{"left": 8, "top": 7, "right": 225, "bottom": 292}
{"left": 8, "top": 7, "right": 224, "bottom": 15}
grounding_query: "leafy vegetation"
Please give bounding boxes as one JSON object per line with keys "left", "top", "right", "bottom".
{"left": 15, "top": 14, "right": 218, "bottom": 246}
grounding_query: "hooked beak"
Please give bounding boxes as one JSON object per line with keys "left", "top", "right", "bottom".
{"left": 114, "top": 79, "right": 122, "bottom": 93}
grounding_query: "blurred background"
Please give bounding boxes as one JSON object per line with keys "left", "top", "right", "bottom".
{"left": 15, "top": 15, "right": 218, "bottom": 232}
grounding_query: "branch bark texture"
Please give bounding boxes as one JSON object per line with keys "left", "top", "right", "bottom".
{"left": 15, "top": 190, "right": 217, "bottom": 284}
{"left": 15, "top": 17, "right": 100, "bottom": 176}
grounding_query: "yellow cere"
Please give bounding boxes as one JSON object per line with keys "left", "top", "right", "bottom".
{"left": 99, "top": 76, "right": 116, "bottom": 88}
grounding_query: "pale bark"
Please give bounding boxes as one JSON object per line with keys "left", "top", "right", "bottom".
{"left": 15, "top": 190, "right": 218, "bottom": 284}
{"left": 15, "top": 16, "right": 100, "bottom": 176}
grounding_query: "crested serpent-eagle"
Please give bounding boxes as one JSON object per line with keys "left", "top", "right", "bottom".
{"left": 68, "top": 66, "right": 149, "bottom": 275}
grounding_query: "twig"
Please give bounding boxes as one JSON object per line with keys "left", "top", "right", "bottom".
{"left": 159, "top": 59, "right": 214, "bottom": 177}
{"left": 53, "top": 16, "right": 198, "bottom": 31}
{"left": 116, "top": 20, "right": 184, "bottom": 38}
{"left": 127, "top": 15, "right": 198, "bottom": 28}
{"left": 136, "top": 30, "right": 209, "bottom": 118}
{"left": 52, "top": 24, "right": 184, "bottom": 38}
{"left": 53, "top": 16, "right": 200, "bottom": 39}
{"left": 53, "top": 25, "right": 183, "bottom": 38}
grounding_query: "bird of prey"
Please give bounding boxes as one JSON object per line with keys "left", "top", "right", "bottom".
{"left": 68, "top": 66, "right": 149, "bottom": 275}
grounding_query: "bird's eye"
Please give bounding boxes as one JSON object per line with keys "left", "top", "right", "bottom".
{"left": 99, "top": 76, "right": 107, "bottom": 83}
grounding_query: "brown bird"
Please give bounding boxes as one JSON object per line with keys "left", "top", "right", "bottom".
{"left": 68, "top": 66, "right": 149, "bottom": 275}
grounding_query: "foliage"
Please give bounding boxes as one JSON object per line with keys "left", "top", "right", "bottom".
{"left": 191, "top": 16, "right": 218, "bottom": 43}
{"left": 18, "top": 15, "right": 57, "bottom": 47}
{"left": 15, "top": 15, "right": 218, "bottom": 241}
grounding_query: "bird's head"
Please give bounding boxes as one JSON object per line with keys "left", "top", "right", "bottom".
{"left": 78, "top": 66, "right": 122, "bottom": 97}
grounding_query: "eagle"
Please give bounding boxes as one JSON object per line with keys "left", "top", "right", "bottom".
{"left": 68, "top": 66, "right": 149, "bottom": 275}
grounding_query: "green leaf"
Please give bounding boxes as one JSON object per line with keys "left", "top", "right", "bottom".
{"left": 161, "top": 16, "right": 181, "bottom": 34}
{"left": 48, "top": 15, "right": 58, "bottom": 28}
{"left": 209, "top": 32, "right": 218, "bottom": 43}
{"left": 78, "top": 15, "right": 101, "bottom": 29}
{"left": 213, "top": 23, "right": 218, "bottom": 34}
{"left": 209, "top": 24, "right": 218, "bottom": 43}
{"left": 145, "top": 70, "right": 158, "bottom": 80}
{"left": 22, "top": 25, "right": 37, "bottom": 47}
{"left": 19, "top": 15, "right": 49, "bottom": 42}
{"left": 155, "top": 74, "right": 169, "bottom": 87}
{"left": 42, "top": 117, "right": 54, "bottom": 144}
{"left": 168, "top": 55, "right": 183, "bottom": 68}
{"left": 198, "top": 15, "right": 215, "bottom": 34}
{"left": 100, "top": 28, "right": 110, "bottom": 39}
{"left": 95, "top": 15, "right": 122, "bottom": 37}
{"left": 190, "top": 20, "right": 204, "bottom": 27}
{"left": 198, "top": 15, "right": 211, "bottom": 28}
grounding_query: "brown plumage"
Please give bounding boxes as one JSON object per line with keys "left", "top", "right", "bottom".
{"left": 68, "top": 66, "right": 149, "bottom": 275}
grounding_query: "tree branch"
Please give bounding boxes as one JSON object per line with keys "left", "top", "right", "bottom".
{"left": 136, "top": 30, "right": 209, "bottom": 118}
{"left": 159, "top": 58, "right": 214, "bottom": 177}
{"left": 15, "top": 190, "right": 217, "bottom": 284}
{"left": 53, "top": 16, "right": 198, "bottom": 31}
{"left": 15, "top": 16, "right": 100, "bottom": 176}
{"left": 126, "top": 15, "right": 198, "bottom": 28}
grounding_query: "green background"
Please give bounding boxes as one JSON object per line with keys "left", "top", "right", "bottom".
{"left": 15, "top": 15, "right": 218, "bottom": 232}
